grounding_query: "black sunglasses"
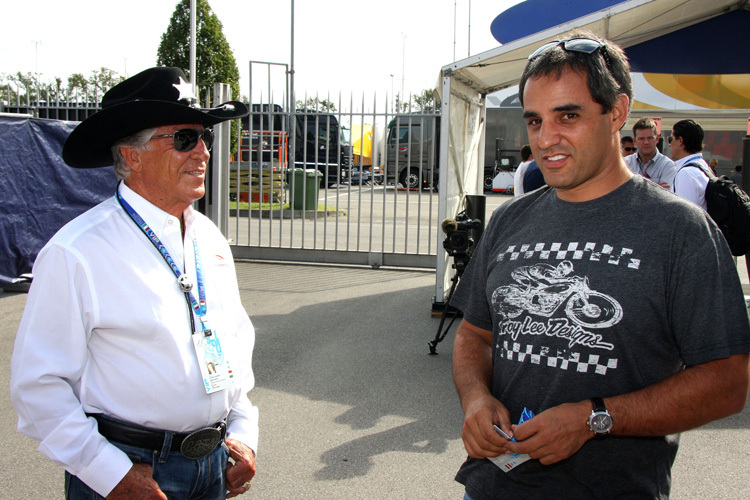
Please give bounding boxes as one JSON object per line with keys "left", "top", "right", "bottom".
{"left": 150, "top": 128, "right": 214, "bottom": 152}
{"left": 528, "top": 37, "right": 609, "bottom": 63}
{"left": 623, "top": 147, "right": 636, "bottom": 152}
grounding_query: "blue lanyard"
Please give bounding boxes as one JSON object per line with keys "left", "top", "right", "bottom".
{"left": 116, "top": 184, "right": 211, "bottom": 335}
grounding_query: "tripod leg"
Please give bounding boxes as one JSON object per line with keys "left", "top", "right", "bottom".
{"left": 428, "top": 274, "right": 460, "bottom": 355}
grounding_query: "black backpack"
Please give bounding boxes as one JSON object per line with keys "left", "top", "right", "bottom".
{"left": 682, "top": 162, "right": 750, "bottom": 256}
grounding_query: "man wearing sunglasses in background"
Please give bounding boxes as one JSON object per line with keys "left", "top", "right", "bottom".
{"left": 624, "top": 117, "right": 676, "bottom": 189}
{"left": 619, "top": 135, "right": 635, "bottom": 156}
{"left": 11, "top": 67, "right": 259, "bottom": 499}
{"left": 451, "top": 32, "right": 749, "bottom": 500}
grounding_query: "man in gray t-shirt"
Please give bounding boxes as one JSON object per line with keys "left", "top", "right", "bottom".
{"left": 450, "top": 32, "right": 750, "bottom": 500}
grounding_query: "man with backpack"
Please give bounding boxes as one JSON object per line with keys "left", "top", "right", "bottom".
{"left": 669, "top": 119, "right": 710, "bottom": 210}
{"left": 670, "top": 119, "right": 750, "bottom": 256}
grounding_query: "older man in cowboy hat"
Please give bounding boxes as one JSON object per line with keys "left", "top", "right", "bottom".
{"left": 11, "top": 67, "right": 258, "bottom": 499}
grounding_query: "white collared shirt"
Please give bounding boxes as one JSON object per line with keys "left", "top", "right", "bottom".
{"left": 623, "top": 150, "right": 676, "bottom": 187}
{"left": 513, "top": 160, "right": 532, "bottom": 197}
{"left": 10, "top": 183, "right": 258, "bottom": 496}
{"left": 672, "top": 153, "right": 710, "bottom": 211}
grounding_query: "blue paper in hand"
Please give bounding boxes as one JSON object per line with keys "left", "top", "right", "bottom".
{"left": 519, "top": 407, "right": 536, "bottom": 425}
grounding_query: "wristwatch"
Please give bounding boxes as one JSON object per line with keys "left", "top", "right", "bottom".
{"left": 587, "top": 397, "right": 613, "bottom": 438}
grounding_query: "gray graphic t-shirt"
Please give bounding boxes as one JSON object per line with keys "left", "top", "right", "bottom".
{"left": 451, "top": 176, "right": 750, "bottom": 499}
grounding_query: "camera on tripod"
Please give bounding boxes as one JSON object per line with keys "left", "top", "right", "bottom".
{"left": 441, "top": 194, "right": 486, "bottom": 274}
{"left": 442, "top": 214, "right": 482, "bottom": 269}
{"left": 429, "top": 194, "right": 486, "bottom": 355}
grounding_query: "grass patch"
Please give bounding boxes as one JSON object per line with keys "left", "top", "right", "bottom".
{"left": 230, "top": 201, "right": 340, "bottom": 212}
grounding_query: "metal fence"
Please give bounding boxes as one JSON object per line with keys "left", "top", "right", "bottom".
{"left": 3, "top": 82, "right": 442, "bottom": 269}
{"left": 0, "top": 84, "right": 102, "bottom": 121}
{"left": 227, "top": 98, "right": 441, "bottom": 269}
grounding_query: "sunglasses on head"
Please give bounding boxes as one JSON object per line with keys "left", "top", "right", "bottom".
{"left": 528, "top": 37, "right": 610, "bottom": 64}
{"left": 150, "top": 128, "right": 214, "bottom": 152}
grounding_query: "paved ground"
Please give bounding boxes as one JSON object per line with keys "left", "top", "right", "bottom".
{"left": 1, "top": 261, "right": 749, "bottom": 499}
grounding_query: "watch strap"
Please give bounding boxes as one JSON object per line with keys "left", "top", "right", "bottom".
{"left": 591, "top": 397, "right": 606, "bottom": 413}
{"left": 588, "top": 397, "right": 611, "bottom": 438}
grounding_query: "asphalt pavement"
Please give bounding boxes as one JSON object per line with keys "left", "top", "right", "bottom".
{"left": 1, "top": 260, "right": 749, "bottom": 499}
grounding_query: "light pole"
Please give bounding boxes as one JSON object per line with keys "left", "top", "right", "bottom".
{"left": 390, "top": 74, "right": 394, "bottom": 110}
{"left": 32, "top": 40, "right": 42, "bottom": 86}
{"left": 468, "top": 0, "right": 471, "bottom": 57}
{"left": 290, "top": 0, "right": 295, "bottom": 111}
{"left": 401, "top": 33, "right": 406, "bottom": 109}
{"left": 453, "top": 0, "right": 457, "bottom": 61}
{"left": 189, "top": 0, "right": 196, "bottom": 95}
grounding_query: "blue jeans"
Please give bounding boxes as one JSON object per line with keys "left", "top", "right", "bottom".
{"left": 65, "top": 436, "right": 229, "bottom": 499}
{"left": 463, "top": 493, "right": 475, "bottom": 500}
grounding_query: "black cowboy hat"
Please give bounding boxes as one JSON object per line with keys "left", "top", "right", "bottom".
{"left": 62, "top": 66, "right": 248, "bottom": 168}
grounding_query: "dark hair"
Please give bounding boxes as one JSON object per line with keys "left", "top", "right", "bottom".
{"left": 620, "top": 136, "right": 633, "bottom": 145}
{"left": 520, "top": 144, "right": 533, "bottom": 161}
{"left": 672, "top": 119, "right": 704, "bottom": 154}
{"left": 519, "top": 30, "right": 633, "bottom": 114}
{"left": 632, "top": 117, "right": 658, "bottom": 136}
{"left": 736, "top": 165, "right": 743, "bottom": 172}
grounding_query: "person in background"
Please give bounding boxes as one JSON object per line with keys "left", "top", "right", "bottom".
{"left": 521, "top": 160, "right": 545, "bottom": 194}
{"left": 450, "top": 32, "right": 749, "bottom": 500}
{"left": 623, "top": 117, "right": 675, "bottom": 188}
{"left": 731, "top": 164, "right": 743, "bottom": 187}
{"left": 10, "top": 67, "right": 259, "bottom": 500}
{"left": 709, "top": 158, "right": 719, "bottom": 175}
{"left": 670, "top": 119, "right": 711, "bottom": 211}
{"left": 620, "top": 135, "right": 635, "bottom": 156}
{"left": 513, "top": 145, "right": 534, "bottom": 196}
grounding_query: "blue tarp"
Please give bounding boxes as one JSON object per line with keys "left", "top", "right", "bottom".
{"left": 0, "top": 117, "right": 117, "bottom": 287}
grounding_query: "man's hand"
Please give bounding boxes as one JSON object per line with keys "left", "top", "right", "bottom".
{"left": 453, "top": 320, "right": 511, "bottom": 459}
{"left": 225, "top": 438, "right": 256, "bottom": 498}
{"left": 461, "top": 394, "right": 514, "bottom": 459}
{"left": 106, "top": 464, "right": 167, "bottom": 500}
{"left": 507, "top": 401, "right": 592, "bottom": 465}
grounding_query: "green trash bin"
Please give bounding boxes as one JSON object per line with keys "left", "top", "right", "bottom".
{"left": 291, "top": 168, "right": 321, "bottom": 210}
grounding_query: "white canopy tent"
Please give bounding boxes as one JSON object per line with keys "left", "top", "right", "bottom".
{"left": 434, "top": 0, "right": 750, "bottom": 307}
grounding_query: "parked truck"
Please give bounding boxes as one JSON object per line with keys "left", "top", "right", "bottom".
{"left": 240, "top": 104, "right": 350, "bottom": 187}
{"left": 383, "top": 108, "right": 524, "bottom": 190}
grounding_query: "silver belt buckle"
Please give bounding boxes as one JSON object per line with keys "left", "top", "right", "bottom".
{"left": 180, "top": 427, "right": 222, "bottom": 459}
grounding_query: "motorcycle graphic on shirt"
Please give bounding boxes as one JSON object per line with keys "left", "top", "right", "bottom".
{"left": 492, "top": 261, "right": 622, "bottom": 329}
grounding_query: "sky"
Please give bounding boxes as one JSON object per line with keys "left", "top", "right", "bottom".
{"left": 0, "top": 0, "right": 524, "bottom": 108}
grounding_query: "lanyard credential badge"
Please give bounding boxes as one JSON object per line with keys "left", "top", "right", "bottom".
{"left": 192, "top": 319, "right": 234, "bottom": 394}
{"left": 189, "top": 238, "right": 233, "bottom": 394}
{"left": 116, "top": 184, "right": 234, "bottom": 394}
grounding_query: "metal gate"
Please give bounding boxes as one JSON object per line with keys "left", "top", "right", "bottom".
{"left": 220, "top": 69, "right": 442, "bottom": 269}
{"left": 2, "top": 74, "right": 442, "bottom": 269}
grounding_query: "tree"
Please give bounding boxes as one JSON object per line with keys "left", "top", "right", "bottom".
{"left": 393, "top": 93, "right": 410, "bottom": 113}
{"left": 89, "top": 68, "right": 125, "bottom": 95}
{"left": 67, "top": 73, "right": 89, "bottom": 95}
{"left": 3, "top": 72, "right": 48, "bottom": 103}
{"left": 157, "top": 0, "right": 240, "bottom": 106}
{"left": 157, "top": 0, "right": 241, "bottom": 151}
{"left": 65, "top": 68, "right": 124, "bottom": 101}
{"left": 413, "top": 88, "right": 436, "bottom": 112}
{"left": 0, "top": 74, "right": 21, "bottom": 104}
{"left": 296, "top": 97, "right": 337, "bottom": 113}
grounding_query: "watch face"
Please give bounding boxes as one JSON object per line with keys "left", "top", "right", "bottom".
{"left": 591, "top": 413, "right": 612, "bottom": 432}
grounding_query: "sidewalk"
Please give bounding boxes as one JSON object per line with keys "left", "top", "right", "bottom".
{"left": 1, "top": 260, "right": 748, "bottom": 499}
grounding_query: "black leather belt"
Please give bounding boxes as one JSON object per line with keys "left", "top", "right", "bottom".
{"left": 89, "top": 413, "right": 226, "bottom": 459}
